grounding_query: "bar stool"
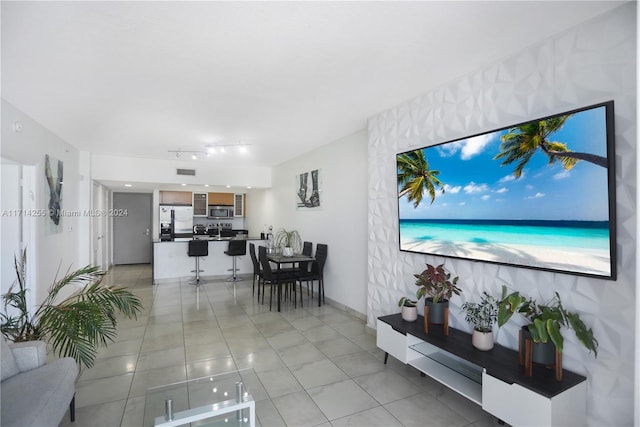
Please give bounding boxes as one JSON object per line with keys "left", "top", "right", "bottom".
{"left": 225, "top": 239, "right": 247, "bottom": 282}
{"left": 188, "top": 239, "right": 209, "bottom": 286}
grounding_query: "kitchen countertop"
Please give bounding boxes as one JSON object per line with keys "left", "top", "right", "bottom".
{"left": 154, "top": 236, "right": 265, "bottom": 243}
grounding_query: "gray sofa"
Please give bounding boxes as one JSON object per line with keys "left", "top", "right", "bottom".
{"left": 1, "top": 339, "right": 78, "bottom": 427}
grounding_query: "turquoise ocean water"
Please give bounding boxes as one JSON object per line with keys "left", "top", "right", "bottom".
{"left": 399, "top": 219, "right": 610, "bottom": 251}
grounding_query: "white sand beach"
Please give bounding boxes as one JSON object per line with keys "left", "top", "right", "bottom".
{"left": 401, "top": 238, "right": 611, "bottom": 277}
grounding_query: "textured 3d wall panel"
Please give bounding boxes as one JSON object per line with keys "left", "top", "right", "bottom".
{"left": 367, "top": 4, "right": 636, "bottom": 425}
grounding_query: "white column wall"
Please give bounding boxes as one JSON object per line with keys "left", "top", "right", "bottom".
{"left": 1, "top": 161, "right": 23, "bottom": 295}
{"left": 367, "top": 4, "right": 636, "bottom": 426}
{"left": 77, "top": 150, "right": 92, "bottom": 266}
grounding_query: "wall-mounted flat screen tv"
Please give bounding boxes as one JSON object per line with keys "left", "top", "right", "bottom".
{"left": 397, "top": 101, "right": 616, "bottom": 280}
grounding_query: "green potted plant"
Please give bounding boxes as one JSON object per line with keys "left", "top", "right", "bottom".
{"left": 274, "top": 228, "right": 302, "bottom": 257}
{"left": 1, "top": 250, "right": 143, "bottom": 369}
{"left": 498, "top": 286, "right": 598, "bottom": 363}
{"left": 461, "top": 292, "right": 498, "bottom": 351}
{"left": 496, "top": 285, "right": 534, "bottom": 329}
{"left": 398, "top": 297, "right": 418, "bottom": 322}
{"left": 414, "top": 263, "right": 462, "bottom": 333}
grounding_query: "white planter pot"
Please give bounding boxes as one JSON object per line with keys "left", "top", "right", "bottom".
{"left": 472, "top": 330, "right": 494, "bottom": 351}
{"left": 282, "top": 247, "right": 294, "bottom": 257}
{"left": 401, "top": 306, "right": 417, "bottom": 322}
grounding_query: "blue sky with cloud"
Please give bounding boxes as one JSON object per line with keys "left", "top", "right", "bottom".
{"left": 398, "top": 105, "right": 611, "bottom": 221}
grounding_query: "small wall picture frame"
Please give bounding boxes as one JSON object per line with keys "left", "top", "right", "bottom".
{"left": 296, "top": 168, "right": 322, "bottom": 210}
{"left": 44, "top": 154, "right": 63, "bottom": 234}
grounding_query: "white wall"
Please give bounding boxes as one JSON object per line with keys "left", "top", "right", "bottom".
{"left": 367, "top": 4, "right": 636, "bottom": 426}
{"left": 0, "top": 159, "right": 38, "bottom": 316}
{"left": 248, "top": 129, "right": 369, "bottom": 315}
{"left": 77, "top": 150, "right": 92, "bottom": 266}
{"left": 1, "top": 160, "right": 23, "bottom": 298}
{"left": 1, "top": 99, "right": 84, "bottom": 304}
{"left": 92, "top": 153, "right": 272, "bottom": 189}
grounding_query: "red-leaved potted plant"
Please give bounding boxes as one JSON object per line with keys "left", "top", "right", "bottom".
{"left": 414, "top": 263, "right": 461, "bottom": 332}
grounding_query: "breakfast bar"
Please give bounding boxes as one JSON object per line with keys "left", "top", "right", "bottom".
{"left": 153, "top": 237, "right": 265, "bottom": 282}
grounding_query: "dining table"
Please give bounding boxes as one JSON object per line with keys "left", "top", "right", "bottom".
{"left": 267, "top": 253, "right": 315, "bottom": 312}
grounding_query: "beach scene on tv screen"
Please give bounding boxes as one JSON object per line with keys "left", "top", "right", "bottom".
{"left": 397, "top": 104, "right": 613, "bottom": 277}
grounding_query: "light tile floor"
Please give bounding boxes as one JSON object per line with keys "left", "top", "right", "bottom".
{"left": 60, "top": 264, "right": 497, "bottom": 427}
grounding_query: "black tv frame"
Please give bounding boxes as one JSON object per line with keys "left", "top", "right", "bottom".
{"left": 396, "top": 100, "right": 617, "bottom": 280}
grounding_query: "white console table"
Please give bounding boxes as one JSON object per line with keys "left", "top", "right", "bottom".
{"left": 377, "top": 314, "right": 587, "bottom": 427}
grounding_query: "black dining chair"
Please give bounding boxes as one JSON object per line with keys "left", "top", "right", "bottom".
{"left": 287, "top": 241, "right": 313, "bottom": 305}
{"left": 297, "top": 241, "right": 313, "bottom": 274}
{"left": 297, "top": 243, "right": 327, "bottom": 306}
{"left": 249, "top": 243, "right": 263, "bottom": 298}
{"left": 259, "top": 246, "right": 298, "bottom": 311}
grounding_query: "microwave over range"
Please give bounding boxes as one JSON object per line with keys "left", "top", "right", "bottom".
{"left": 208, "top": 205, "right": 234, "bottom": 219}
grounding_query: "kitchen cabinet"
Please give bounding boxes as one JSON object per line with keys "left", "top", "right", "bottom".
{"left": 234, "top": 193, "right": 245, "bottom": 217}
{"left": 160, "top": 191, "right": 192, "bottom": 206}
{"left": 193, "top": 193, "right": 208, "bottom": 216}
{"left": 207, "top": 192, "right": 234, "bottom": 206}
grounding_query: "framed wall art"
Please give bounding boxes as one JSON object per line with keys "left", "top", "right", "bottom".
{"left": 296, "top": 168, "right": 322, "bottom": 210}
{"left": 45, "top": 154, "right": 63, "bottom": 234}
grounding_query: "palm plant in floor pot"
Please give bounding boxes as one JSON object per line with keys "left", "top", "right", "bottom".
{"left": 1, "top": 250, "right": 143, "bottom": 369}
{"left": 461, "top": 292, "right": 498, "bottom": 351}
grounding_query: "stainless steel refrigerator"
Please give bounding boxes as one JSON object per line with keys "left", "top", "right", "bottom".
{"left": 159, "top": 206, "right": 194, "bottom": 238}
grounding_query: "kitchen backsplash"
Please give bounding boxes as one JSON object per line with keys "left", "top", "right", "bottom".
{"left": 193, "top": 217, "right": 246, "bottom": 230}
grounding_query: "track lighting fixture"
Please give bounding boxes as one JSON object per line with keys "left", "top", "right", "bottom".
{"left": 168, "top": 143, "right": 251, "bottom": 160}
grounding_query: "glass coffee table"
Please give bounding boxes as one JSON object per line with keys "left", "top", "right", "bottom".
{"left": 144, "top": 369, "right": 257, "bottom": 427}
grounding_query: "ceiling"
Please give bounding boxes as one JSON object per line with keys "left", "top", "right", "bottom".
{"left": 2, "top": 1, "right": 625, "bottom": 171}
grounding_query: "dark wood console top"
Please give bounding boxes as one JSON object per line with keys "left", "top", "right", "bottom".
{"left": 379, "top": 313, "right": 586, "bottom": 398}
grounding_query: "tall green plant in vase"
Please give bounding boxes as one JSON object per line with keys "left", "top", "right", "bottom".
{"left": 1, "top": 250, "right": 143, "bottom": 369}
{"left": 274, "top": 228, "right": 302, "bottom": 257}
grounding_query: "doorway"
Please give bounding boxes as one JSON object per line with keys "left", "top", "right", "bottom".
{"left": 1, "top": 159, "right": 36, "bottom": 315}
{"left": 92, "top": 182, "right": 108, "bottom": 269}
{"left": 113, "top": 192, "right": 152, "bottom": 264}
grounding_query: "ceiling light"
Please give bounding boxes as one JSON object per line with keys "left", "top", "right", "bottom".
{"left": 181, "top": 183, "right": 187, "bottom": 187}
{"left": 124, "top": 184, "right": 132, "bottom": 187}
{"left": 168, "top": 144, "right": 250, "bottom": 159}
{"left": 204, "top": 184, "right": 209, "bottom": 187}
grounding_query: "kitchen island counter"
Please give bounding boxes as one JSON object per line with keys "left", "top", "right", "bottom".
{"left": 153, "top": 238, "right": 265, "bottom": 281}
{"left": 166, "top": 236, "right": 262, "bottom": 242}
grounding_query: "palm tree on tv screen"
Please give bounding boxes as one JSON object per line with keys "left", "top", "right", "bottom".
{"left": 494, "top": 115, "right": 607, "bottom": 178}
{"left": 397, "top": 149, "right": 445, "bottom": 208}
